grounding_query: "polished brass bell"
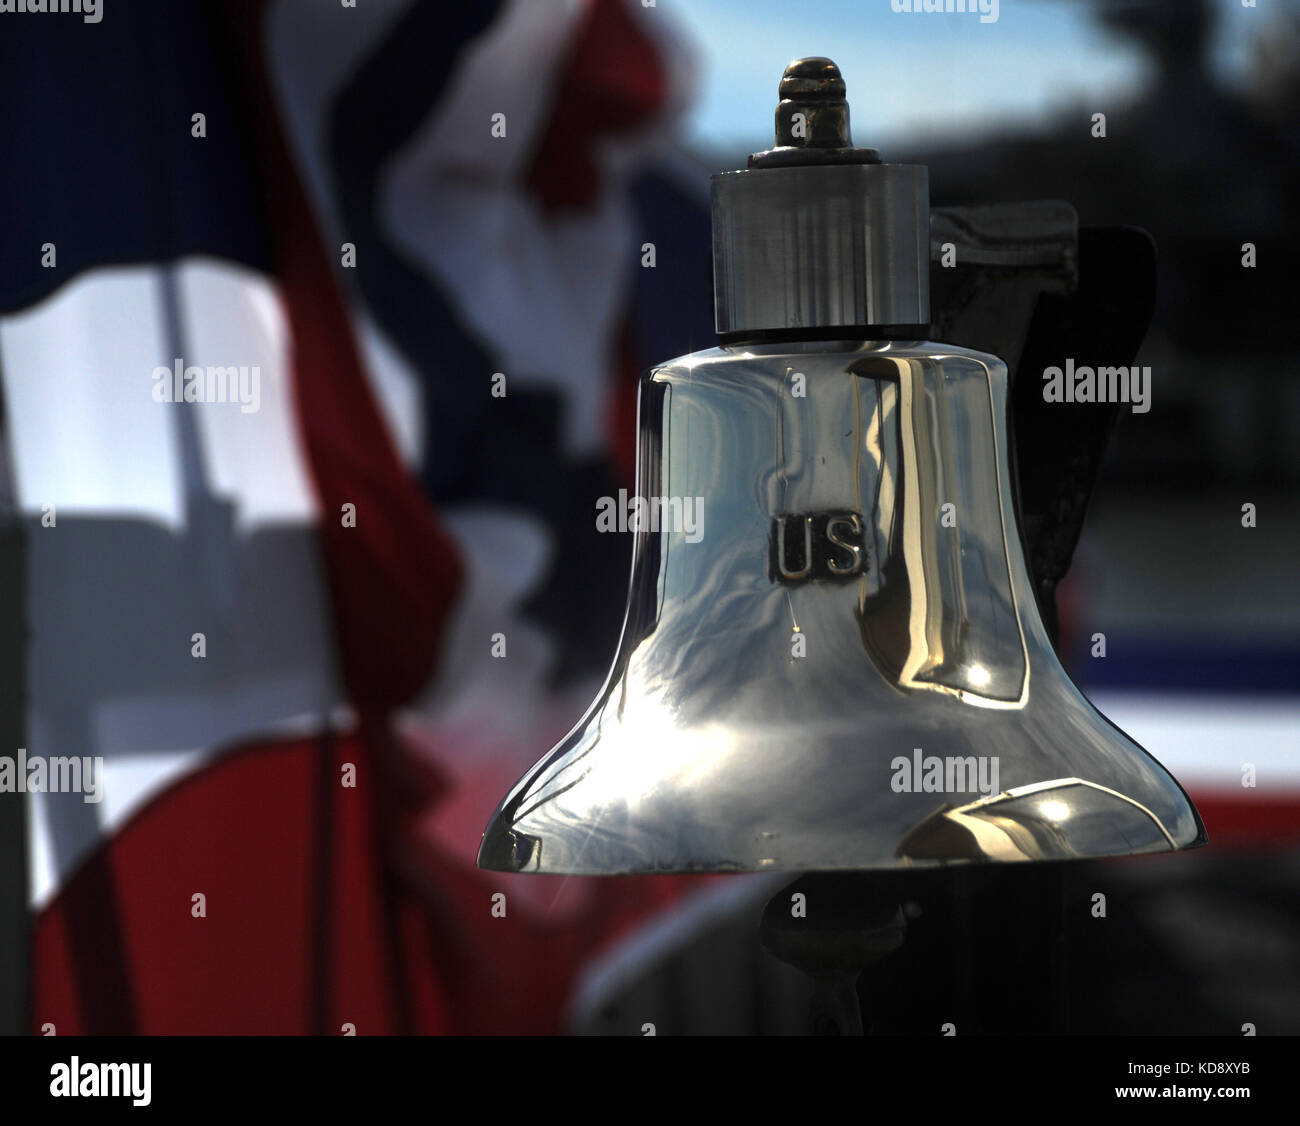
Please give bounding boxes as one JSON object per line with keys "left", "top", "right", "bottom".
{"left": 477, "top": 59, "right": 1206, "bottom": 876}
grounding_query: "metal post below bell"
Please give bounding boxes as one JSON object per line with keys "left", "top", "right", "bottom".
{"left": 759, "top": 873, "right": 906, "bottom": 1036}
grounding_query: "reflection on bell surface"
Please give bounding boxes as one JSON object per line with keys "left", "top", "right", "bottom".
{"left": 477, "top": 58, "right": 1206, "bottom": 876}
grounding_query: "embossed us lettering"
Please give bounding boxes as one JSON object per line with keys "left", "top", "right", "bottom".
{"left": 770, "top": 511, "right": 867, "bottom": 584}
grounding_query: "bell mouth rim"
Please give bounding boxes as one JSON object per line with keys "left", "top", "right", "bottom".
{"left": 478, "top": 773, "right": 1209, "bottom": 876}
{"left": 475, "top": 837, "right": 1210, "bottom": 877}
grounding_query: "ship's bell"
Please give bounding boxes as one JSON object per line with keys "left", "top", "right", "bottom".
{"left": 478, "top": 58, "right": 1206, "bottom": 875}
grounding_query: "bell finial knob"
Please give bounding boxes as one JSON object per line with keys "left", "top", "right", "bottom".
{"left": 750, "top": 57, "right": 879, "bottom": 167}
{"left": 775, "top": 57, "right": 849, "bottom": 147}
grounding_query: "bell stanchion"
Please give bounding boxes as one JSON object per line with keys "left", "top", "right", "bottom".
{"left": 758, "top": 873, "right": 906, "bottom": 1036}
